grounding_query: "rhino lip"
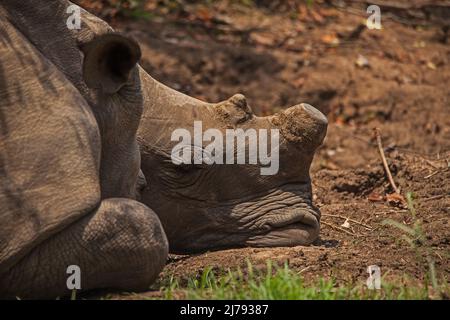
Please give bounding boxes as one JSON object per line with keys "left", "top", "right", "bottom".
{"left": 263, "top": 208, "right": 320, "bottom": 231}
{"left": 246, "top": 208, "right": 320, "bottom": 247}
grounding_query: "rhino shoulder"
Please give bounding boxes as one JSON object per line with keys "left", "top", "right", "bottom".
{"left": 0, "top": 14, "right": 102, "bottom": 273}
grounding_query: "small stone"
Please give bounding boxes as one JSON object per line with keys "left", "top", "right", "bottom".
{"left": 355, "top": 54, "right": 370, "bottom": 68}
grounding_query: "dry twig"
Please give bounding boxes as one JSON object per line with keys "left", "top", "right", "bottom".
{"left": 297, "top": 266, "right": 312, "bottom": 274}
{"left": 321, "top": 221, "right": 358, "bottom": 237}
{"left": 424, "top": 171, "right": 439, "bottom": 179}
{"left": 373, "top": 128, "right": 401, "bottom": 194}
{"left": 422, "top": 194, "right": 446, "bottom": 201}
{"left": 322, "top": 214, "right": 373, "bottom": 230}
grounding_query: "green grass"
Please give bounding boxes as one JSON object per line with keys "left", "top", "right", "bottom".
{"left": 125, "top": 189, "right": 450, "bottom": 301}
{"left": 382, "top": 192, "right": 444, "bottom": 292}
{"left": 157, "top": 261, "right": 447, "bottom": 300}
{"left": 154, "top": 192, "right": 448, "bottom": 301}
{"left": 126, "top": 190, "right": 448, "bottom": 301}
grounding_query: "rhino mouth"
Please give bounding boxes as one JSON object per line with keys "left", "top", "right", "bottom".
{"left": 147, "top": 181, "right": 321, "bottom": 253}
{"left": 213, "top": 183, "right": 321, "bottom": 249}
{"left": 245, "top": 205, "right": 320, "bottom": 247}
{"left": 263, "top": 207, "right": 320, "bottom": 229}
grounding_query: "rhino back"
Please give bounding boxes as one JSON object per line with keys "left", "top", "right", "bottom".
{"left": 2, "top": 0, "right": 113, "bottom": 105}
{"left": 0, "top": 10, "right": 101, "bottom": 273}
{"left": 3, "top": 1, "right": 146, "bottom": 199}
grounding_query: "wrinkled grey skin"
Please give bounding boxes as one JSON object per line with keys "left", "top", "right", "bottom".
{"left": 0, "top": 1, "right": 168, "bottom": 299}
{"left": 138, "top": 83, "right": 327, "bottom": 253}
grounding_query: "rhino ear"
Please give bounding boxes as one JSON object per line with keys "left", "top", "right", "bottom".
{"left": 81, "top": 33, "right": 141, "bottom": 94}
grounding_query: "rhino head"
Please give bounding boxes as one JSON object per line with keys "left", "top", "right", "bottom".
{"left": 137, "top": 74, "right": 328, "bottom": 253}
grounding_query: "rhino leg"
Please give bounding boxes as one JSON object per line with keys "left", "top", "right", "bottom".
{"left": 0, "top": 199, "right": 168, "bottom": 299}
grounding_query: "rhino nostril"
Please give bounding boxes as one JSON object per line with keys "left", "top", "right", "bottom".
{"left": 301, "top": 103, "right": 328, "bottom": 127}
{"left": 273, "top": 103, "right": 328, "bottom": 149}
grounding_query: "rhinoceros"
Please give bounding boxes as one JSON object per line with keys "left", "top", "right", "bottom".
{"left": 0, "top": 0, "right": 327, "bottom": 299}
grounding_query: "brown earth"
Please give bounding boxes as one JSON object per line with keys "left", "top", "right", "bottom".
{"left": 75, "top": 0, "right": 450, "bottom": 297}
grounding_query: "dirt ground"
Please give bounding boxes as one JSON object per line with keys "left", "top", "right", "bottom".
{"left": 76, "top": 0, "right": 450, "bottom": 296}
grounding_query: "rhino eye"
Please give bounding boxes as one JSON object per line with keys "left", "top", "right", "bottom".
{"left": 176, "top": 163, "right": 198, "bottom": 174}
{"left": 160, "top": 160, "right": 207, "bottom": 190}
{"left": 175, "top": 162, "right": 206, "bottom": 174}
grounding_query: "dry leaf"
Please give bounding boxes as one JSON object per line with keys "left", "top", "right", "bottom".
{"left": 386, "top": 192, "right": 407, "bottom": 206}
{"left": 355, "top": 54, "right": 369, "bottom": 68}
{"left": 426, "top": 61, "right": 437, "bottom": 70}
{"left": 341, "top": 219, "right": 351, "bottom": 229}
{"left": 293, "top": 77, "right": 305, "bottom": 89}
{"left": 413, "top": 41, "right": 426, "bottom": 48}
{"left": 251, "top": 33, "right": 276, "bottom": 46}
{"left": 321, "top": 34, "right": 340, "bottom": 46}
{"left": 334, "top": 117, "right": 345, "bottom": 126}
{"left": 196, "top": 7, "right": 213, "bottom": 22}
{"left": 368, "top": 192, "right": 384, "bottom": 202}
{"left": 310, "top": 9, "right": 324, "bottom": 24}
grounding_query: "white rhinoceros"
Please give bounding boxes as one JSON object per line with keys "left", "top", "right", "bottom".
{"left": 0, "top": 0, "right": 327, "bottom": 299}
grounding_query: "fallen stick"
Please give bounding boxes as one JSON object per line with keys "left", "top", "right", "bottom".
{"left": 297, "top": 266, "right": 312, "bottom": 274}
{"left": 321, "top": 221, "right": 357, "bottom": 236}
{"left": 373, "top": 128, "right": 401, "bottom": 194}
{"left": 422, "top": 194, "right": 446, "bottom": 201}
{"left": 424, "top": 171, "right": 439, "bottom": 179}
{"left": 322, "top": 214, "right": 373, "bottom": 230}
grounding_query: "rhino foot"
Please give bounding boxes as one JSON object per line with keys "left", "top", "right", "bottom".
{"left": 0, "top": 199, "right": 168, "bottom": 299}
